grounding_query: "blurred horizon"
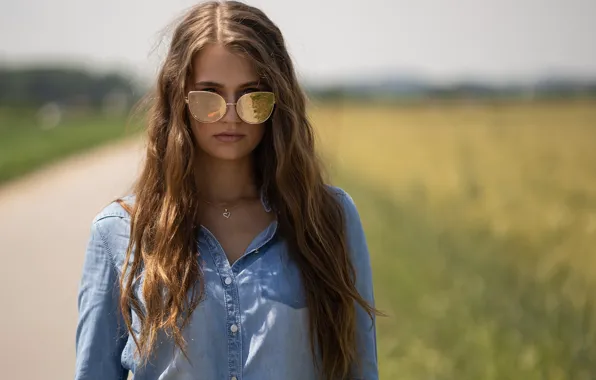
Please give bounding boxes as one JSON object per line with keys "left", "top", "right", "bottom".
{"left": 3, "top": 56, "right": 596, "bottom": 87}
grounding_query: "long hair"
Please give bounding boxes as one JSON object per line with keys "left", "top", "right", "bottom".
{"left": 119, "top": 1, "right": 378, "bottom": 378}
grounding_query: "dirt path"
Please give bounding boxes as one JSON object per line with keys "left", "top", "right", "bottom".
{"left": 0, "top": 137, "right": 145, "bottom": 380}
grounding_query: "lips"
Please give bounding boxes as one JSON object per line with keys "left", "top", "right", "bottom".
{"left": 214, "top": 132, "right": 245, "bottom": 142}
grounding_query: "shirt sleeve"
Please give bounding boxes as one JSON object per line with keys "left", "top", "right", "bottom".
{"left": 75, "top": 219, "right": 129, "bottom": 380}
{"left": 337, "top": 188, "right": 379, "bottom": 380}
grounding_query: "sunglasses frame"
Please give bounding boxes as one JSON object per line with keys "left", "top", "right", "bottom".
{"left": 184, "top": 90, "right": 276, "bottom": 125}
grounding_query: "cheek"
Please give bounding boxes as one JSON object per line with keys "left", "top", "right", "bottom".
{"left": 246, "top": 124, "right": 265, "bottom": 145}
{"left": 190, "top": 121, "right": 212, "bottom": 143}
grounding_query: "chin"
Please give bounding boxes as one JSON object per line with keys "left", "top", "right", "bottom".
{"left": 206, "top": 147, "right": 254, "bottom": 161}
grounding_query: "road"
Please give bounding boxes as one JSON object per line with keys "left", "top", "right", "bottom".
{"left": 0, "top": 137, "right": 145, "bottom": 380}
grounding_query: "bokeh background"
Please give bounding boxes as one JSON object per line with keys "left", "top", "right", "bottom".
{"left": 1, "top": 0, "right": 596, "bottom": 379}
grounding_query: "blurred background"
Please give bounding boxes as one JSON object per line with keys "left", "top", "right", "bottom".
{"left": 1, "top": 0, "right": 596, "bottom": 379}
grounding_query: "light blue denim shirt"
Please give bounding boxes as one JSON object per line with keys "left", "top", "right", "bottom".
{"left": 75, "top": 186, "right": 378, "bottom": 380}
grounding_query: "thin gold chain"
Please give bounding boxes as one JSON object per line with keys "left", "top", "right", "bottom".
{"left": 200, "top": 198, "right": 249, "bottom": 218}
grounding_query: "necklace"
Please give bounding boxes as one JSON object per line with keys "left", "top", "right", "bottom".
{"left": 200, "top": 198, "right": 244, "bottom": 219}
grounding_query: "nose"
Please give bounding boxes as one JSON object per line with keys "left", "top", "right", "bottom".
{"left": 221, "top": 102, "right": 241, "bottom": 124}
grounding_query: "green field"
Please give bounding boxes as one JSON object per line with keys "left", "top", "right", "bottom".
{"left": 311, "top": 99, "right": 596, "bottom": 379}
{"left": 0, "top": 107, "right": 137, "bottom": 185}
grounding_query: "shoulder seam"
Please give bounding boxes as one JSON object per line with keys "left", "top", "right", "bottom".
{"left": 94, "top": 212, "right": 130, "bottom": 223}
{"left": 92, "top": 218, "right": 122, "bottom": 271}
{"left": 326, "top": 184, "right": 346, "bottom": 196}
{"left": 92, "top": 199, "right": 132, "bottom": 222}
{"left": 328, "top": 185, "right": 353, "bottom": 202}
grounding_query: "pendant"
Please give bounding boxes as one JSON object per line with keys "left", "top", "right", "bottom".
{"left": 223, "top": 209, "right": 231, "bottom": 218}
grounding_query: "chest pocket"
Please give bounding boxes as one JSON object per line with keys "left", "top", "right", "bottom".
{"left": 245, "top": 239, "right": 307, "bottom": 309}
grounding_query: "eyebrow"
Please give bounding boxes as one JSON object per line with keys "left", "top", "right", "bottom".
{"left": 194, "top": 80, "right": 261, "bottom": 89}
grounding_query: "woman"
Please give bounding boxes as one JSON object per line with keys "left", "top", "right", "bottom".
{"left": 75, "top": 1, "right": 379, "bottom": 379}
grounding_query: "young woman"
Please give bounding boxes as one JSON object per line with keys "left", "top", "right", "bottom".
{"left": 75, "top": 1, "right": 379, "bottom": 379}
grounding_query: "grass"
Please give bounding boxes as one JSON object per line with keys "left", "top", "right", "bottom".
{"left": 0, "top": 107, "right": 138, "bottom": 185}
{"left": 310, "top": 99, "right": 596, "bottom": 379}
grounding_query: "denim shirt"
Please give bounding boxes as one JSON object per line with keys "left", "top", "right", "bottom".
{"left": 74, "top": 186, "right": 378, "bottom": 380}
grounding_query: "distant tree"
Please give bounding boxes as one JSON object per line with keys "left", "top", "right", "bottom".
{"left": 0, "top": 66, "right": 141, "bottom": 109}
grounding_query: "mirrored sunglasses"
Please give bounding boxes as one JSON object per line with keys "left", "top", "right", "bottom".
{"left": 185, "top": 91, "right": 276, "bottom": 124}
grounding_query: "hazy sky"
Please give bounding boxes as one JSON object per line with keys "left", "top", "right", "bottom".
{"left": 1, "top": 0, "right": 595, "bottom": 84}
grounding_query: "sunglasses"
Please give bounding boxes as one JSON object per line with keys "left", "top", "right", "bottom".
{"left": 185, "top": 91, "right": 276, "bottom": 124}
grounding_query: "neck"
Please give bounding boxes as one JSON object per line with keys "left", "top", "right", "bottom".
{"left": 194, "top": 154, "right": 258, "bottom": 204}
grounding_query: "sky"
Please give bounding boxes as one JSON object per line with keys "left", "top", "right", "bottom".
{"left": 1, "top": 0, "right": 595, "bottom": 85}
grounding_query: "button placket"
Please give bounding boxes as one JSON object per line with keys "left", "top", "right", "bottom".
{"left": 200, "top": 229, "right": 242, "bottom": 379}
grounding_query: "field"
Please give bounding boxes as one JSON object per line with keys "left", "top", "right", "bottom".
{"left": 0, "top": 107, "right": 137, "bottom": 185}
{"left": 311, "top": 99, "right": 596, "bottom": 379}
{"left": 2, "top": 99, "right": 596, "bottom": 379}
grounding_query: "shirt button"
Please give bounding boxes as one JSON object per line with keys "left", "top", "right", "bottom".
{"left": 224, "top": 277, "right": 232, "bottom": 285}
{"left": 230, "top": 324, "right": 239, "bottom": 333}
{"left": 231, "top": 377, "right": 237, "bottom": 380}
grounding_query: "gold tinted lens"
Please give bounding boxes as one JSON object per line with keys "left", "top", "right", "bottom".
{"left": 187, "top": 91, "right": 226, "bottom": 123}
{"left": 236, "top": 92, "right": 275, "bottom": 124}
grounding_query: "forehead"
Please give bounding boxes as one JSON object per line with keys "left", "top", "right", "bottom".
{"left": 191, "top": 44, "right": 258, "bottom": 86}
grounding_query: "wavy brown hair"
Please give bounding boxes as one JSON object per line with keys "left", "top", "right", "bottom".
{"left": 119, "top": 1, "right": 378, "bottom": 378}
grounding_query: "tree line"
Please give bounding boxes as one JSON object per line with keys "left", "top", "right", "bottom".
{"left": 0, "top": 66, "right": 142, "bottom": 109}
